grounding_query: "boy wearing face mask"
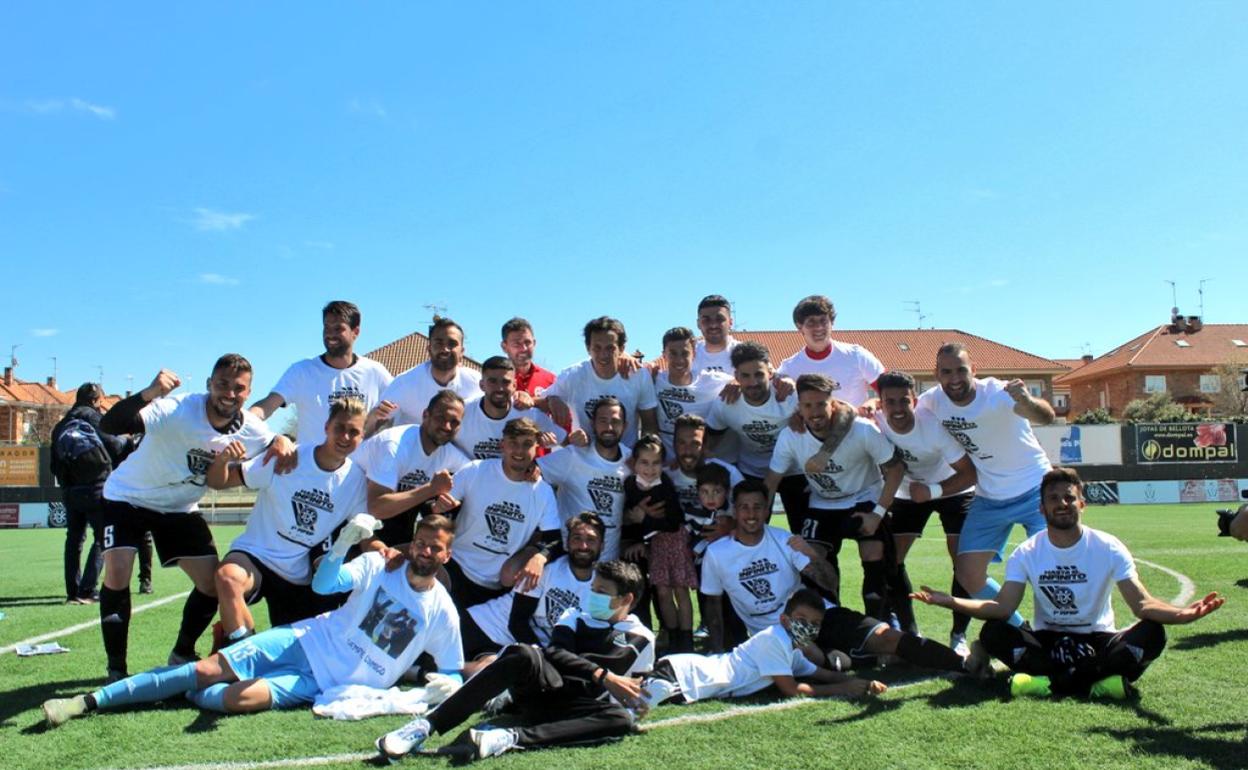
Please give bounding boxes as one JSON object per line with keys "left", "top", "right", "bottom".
{"left": 640, "top": 588, "right": 885, "bottom": 707}
{"left": 377, "top": 560, "right": 655, "bottom": 761}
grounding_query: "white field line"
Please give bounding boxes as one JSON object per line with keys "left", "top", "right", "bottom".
{"left": 0, "top": 591, "right": 190, "bottom": 656}
{"left": 97, "top": 558, "right": 1198, "bottom": 770}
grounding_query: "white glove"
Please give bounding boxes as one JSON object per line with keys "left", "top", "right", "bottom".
{"left": 422, "top": 673, "right": 462, "bottom": 705}
{"left": 331, "top": 513, "right": 382, "bottom": 558}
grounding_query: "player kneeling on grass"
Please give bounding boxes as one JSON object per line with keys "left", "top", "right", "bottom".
{"left": 912, "top": 467, "right": 1225, "bottom": 699}
{"left": 641, "top": 588, "right": 886, "bottom": 708}
{"left": 376, "top": 559, "right": 655, "bottom": 761}
{"left": 43, "top": 514, "right": 463, "bottom": 726}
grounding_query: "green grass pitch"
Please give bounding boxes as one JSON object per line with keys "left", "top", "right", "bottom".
{"left": 2, "top": 503, "right": 1245, "bottom": 769}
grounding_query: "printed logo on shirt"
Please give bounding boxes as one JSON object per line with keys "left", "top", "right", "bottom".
{"left": 1039, "top": 584, "right": 1078, "bottom": 613}
{"left": 484, "top": 501, "right": 525, "bottom": 545}
{"left": 290, "top": 488, "right": 333, "bottom": 535}
{"left": 899, "top": 447, "right": 920, "bottom": 465}
{"left": 657, "top": 386, "right": 694, "bottom": 422}
{"left": 738, "top": 558, "right": 779, "bottom": 603}
{"left": 185, "top": 448, "right": 216, "bottom": 486}
{"left": 741, "top": 420, "right": 783, "bottom": 451}
{"left": 741, "top": 576, "right": 776, "bottom": 602}
{"left": 587, "top": 476, "right": 624, "bottom": 517}
{"left": 941, "top": 417, "right": 989, "bottom": 459}
{"left": 357, "top": 586, "right": 420, "bottom": 660}
{"left": 470, "top": 438, "right": 503, "bottom": 460}
{"left": 543, "top": 586, "right": 581, "bottom": 629}
{"left": 807, "top": 458, "right": 845, "bottom": 497}
{"left": 329, "top": 384, "right": 366, "bottom": 402}
{"left": 1037, "top": 565, "right": 1088, "bottom": 585}
{"left": 398, "top": 469, "right": 430, "bottom": 491}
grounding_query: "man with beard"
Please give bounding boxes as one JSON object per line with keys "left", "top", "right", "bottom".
{"left": 460, "top": 513, "right": 606, "bottom": 676}
{"left": 669, "top": 414, "right": 743, "bottom": 516}
{"left": 654, "top": 327, "right": 733, "bottom": 459}
{"left": 382, "top": 316, "right": 482, "bottom": 427}
{"left": 44, "top": 514, "right": 463, "bottom": 723}
{"left": 500, "top": 317, "right": 556, "bottom": 400}
{"left": 250, "top": 301, "right": 396, "bottom": 445}
{"left": 454, "top": 356, "right": 565, "bottom": 460}
{"left": 544, "top": 316, "right": 659, "bottom": 450}
{"left": 913, "top": 468, "right": 1224, "bottom": 699}
{"left": 692, "top": 295, "right": 740, "bottom": 375}
{"left": 360, "top": 391, "right": 472, "bottom": 549}
{"left": 705, "top": 342, "right": 795, "bottom": 483}
{"left": 536, "top": 397, "right": 631, "bottom": 562}
{"left": 95, "top": 356, "right": 296, "bottom": 680}
{"left": 917, "top": 342, "right": 1055, "bottom": 628}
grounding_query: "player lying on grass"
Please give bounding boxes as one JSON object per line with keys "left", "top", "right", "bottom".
{"left": 640, "top": 587, "right": 887, "bottom": 707}
{"left": 43, "top": 514, "right": 463, "bottom": 725}
{"left": 912, "top": 466, "right": 1225, "bottom": 699}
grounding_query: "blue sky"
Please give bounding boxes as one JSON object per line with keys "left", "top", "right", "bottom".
{"left": 3, "top": 3, "right": 1246, "bottom": 397}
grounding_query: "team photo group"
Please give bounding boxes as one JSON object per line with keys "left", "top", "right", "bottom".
{"left": 41, "top": 295, "right": 1225, "bottom": 761}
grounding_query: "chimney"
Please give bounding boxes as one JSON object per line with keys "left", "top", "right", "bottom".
{"left": 1186, "top": 315, "right": 1203, "bottom": 333}
{"left": 2, "top": 367, "right": 11, "bottom": 386}
{"left": 1169, "top": 307, "right": 1183, "bottom": 332}
{"left": 1081, "top": 354, "right": 1094, "bottom": 364}
{"left": 46, "top": 376, "right": 56, "bottom": 388}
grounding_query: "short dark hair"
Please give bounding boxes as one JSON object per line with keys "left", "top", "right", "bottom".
{"left": 74, "top": 382, "right": 102, "bottom": 407}
{"left": 1041, "top": 467, "right": 1084, "bottom": 499}
{"left": 730, "top": 341, "right": 770, "bottom": 369}
{"left": 662, "top": 326, "right": 695, "bottom": 349}
{"left": 697, "top": 295, "right": 731, "bottom": 313}
{"left": 876, "top": 370, "right": 916, "bottom": 393}
{"left": 792, "top": 295, "right": 836, "bottom": 327}
{"left": 632, "top": 433, "right": 666, "bottom": 461}
{"left": 322, "top": 300, "right": 361, "bottom": 329}
{"left": 415, "top": 512, "right": 456, "bottom": 543}
{"left": 211, "top": 353, "right": 253, "bottom": 377}
{"left": 795, "top": 373, "right": 836, "bottom": 397}
{"left": 733, "top": 478, "right": 769, "bottom": 504}
{"left": 480, "top": 355, "right": 515, "bottom": 373}
{"left": 424, "top": 389, "right": 465, "bottom": 414}
{"left": 566, "top": 512, "right": 607, "bottom": 542}
{"left": 502, "top": 416, "right": 542, "bottom": 439}
{"left": 673, "top": 413, "right": 707, "bottom": 437}
{"left": 784, "top": 587, "right": 825, "bottom": 615}
{"left": 937, "top": 342, "right": 969, "bottom": 360}
{"left": 595, "top": 559, "right": 644, "bottom": 602}
{"left": 583, "top": 316, "right": 627, "bottom": 350}
{"left": 696, "top": 462, "right": 731, "bottom": 491}
{"left": 590, "top": 395, "right": 627, "bottom": 424}
{"left": 501, "top": 317, "right": 533, "bottom": 340}
{"left": 429, "top": 315, "right": 464, "bottom": 339}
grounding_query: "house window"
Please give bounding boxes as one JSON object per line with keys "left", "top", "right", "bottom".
{"left": 1175, "top": 340, "right": 1191, "bottom": 348}
{"left": 1026, "top": 381, "right": 1044, "bottom": 398}
{"left": 1144, "top": 375, "right": 1166, "bottom": 393}
{"left": 1200, "top": 374, "right": 1221, "bottom": 393}
{"left": 1053, "top": 394, "right": 1069, "bottom": 408}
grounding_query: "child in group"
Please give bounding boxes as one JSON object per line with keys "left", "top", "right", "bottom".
{"left": 687, "top": 462, "right": 736, "bottom": 561}
{"left": 624, "top": 434, "right": 696, "bottom": 653}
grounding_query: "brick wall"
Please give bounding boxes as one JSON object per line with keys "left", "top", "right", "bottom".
{"left": 1068, "top": 369, "right": 1215, "bottom": 418}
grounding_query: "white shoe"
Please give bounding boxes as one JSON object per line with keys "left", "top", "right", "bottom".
{"left": 962, "top": 640, "right": 992, "bottom": 680}
{"left": 42, "top": 695, "right": 88, "bottom": 728}
{"left": 641, "top": 677, "right": 680, "bottom": 710}
{"left": 469, "top": 727, "right": 518, "bottom": 758}
{"left": 949, "top": 632, "right": 970, "bottom": 658}
{"left": 376, "top": 717, "right": 430, "bottom": 762}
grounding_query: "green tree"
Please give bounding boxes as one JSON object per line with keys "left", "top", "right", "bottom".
{"left": 1121, "top": 392, "right": 1199, "bottom": 424}
{"left": 1073, "top": 407, "right": 1115, "bottom": 425}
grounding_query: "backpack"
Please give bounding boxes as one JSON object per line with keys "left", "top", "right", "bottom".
{"left": 53, "top": 417, "right": 112, "bottom": 486}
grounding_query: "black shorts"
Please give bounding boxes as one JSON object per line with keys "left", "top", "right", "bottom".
{"left": 890, "top": 493, "right": 972, "bottom": 537}
{"left": 225, "top": 550, "right": 322, "bottom": 627}
{"left": 102, "top": 498, "right": 216, "bottom": 566}
{"left": 817, "top": 606, "right": 889, "bottom": 658}
{"left": 459, "top": 611, "right": 504, "bottom": 660}
{"left": 794, "top": 501, "right": 883, "bottom": 548}
{"left": 445, "top": 558, "right": 509, "bottom": 612}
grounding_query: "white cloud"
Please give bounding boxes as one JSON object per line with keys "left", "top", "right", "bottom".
{"left": 199, "top": 273, "right": 241, "bottom": 286}
{"left": 347, "top": 98, "right": 387, "bottom": 118}
{"left": 30, "top": 328, "right": 59, "bottom": 337}
{"left": 17, "top": 97, "right": 116, "bottom": 119}
{"left": 189, "top": 207, "right": 255, "bottom": 231}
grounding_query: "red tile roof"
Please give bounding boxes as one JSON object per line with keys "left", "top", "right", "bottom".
{"left": 1055, "top": 323, "right": 1248, "bottom": 385}
{"left": 732, "top": 329, "right": 1066, "bottom": 375}
{"left": 0, "top": 376, "right": 121, "bottom": 410}
{"left": 364, "top": 331, "right": 482, "bottom": 377}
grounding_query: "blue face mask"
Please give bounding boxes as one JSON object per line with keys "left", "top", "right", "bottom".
{"left": 587, "top": 590, "right": 616, "bottom": 621}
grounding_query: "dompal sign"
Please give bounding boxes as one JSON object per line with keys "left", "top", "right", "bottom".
{"left": 1135, "top": 423, "right": 1237, "bottom": 464}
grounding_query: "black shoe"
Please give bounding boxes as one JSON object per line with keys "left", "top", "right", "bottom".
{"left": 106, "top": 668, "right": 128, "bottom": 684}
{"left": 139, "top": 579, "right": 154, "bottom": 594}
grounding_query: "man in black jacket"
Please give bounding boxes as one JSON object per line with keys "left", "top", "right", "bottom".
{"left": 376, "top": 559, "right": 655, "bottom": 761}
{"left": 50, "top": 384, "right": 146, "bottom": 604}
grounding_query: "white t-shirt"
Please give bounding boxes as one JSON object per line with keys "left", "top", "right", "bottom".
{"left": 466, "top": 556, "right": 593, "bottom": 647}
{"left": 269, "top": 355, "right": 394, "bottom": 446}
{"left": 380, "top": 363, "right": 482, "bottom": 427}
{"left": 1005, "top": 527, "right": 1136, "bottom": 633}
{"left": 917, "top": 378, "right": 1051, "bottom": 500}
{"left": 104, "top": 393, "right": 275, "bottom": 513}
{"left": 654, "top": 370, "right": 733, "bottom": 458}
{"left": 536, "top": 444, "right": 632, "bottom": 561}
{"left": 545, "top": 360, "right": 659, "bottom": 449}
{"left": 701, "top": 526, "right": 811, "bottom": 635}
{"left": 663, "top": 623, "right": 817, "bottom": 702}
{"left": 671, "top": 459, "right": 745, "bottom": 519}
{"left": 448, "top": 459, "right": 561, "bottom": 589}
{"left": 874, "top": 410, "right": 973, "bottom": 501}
{"left": 705, "top": 392, "right": 796, "bottom": 478}
{"left": 769, "top": 419, "right": 894, "bottom": 509}
{"left": 292, "top": 552, "right": 463, "bottom": 691}
{"left": 775, "top": 341, "right": 885, "bottom": 408}
{"left": 229, "top": 444, "right": 368, "bottom": 584}
{"left": 356, "top": 425, "right": 470, "bottom": 492}
{"left": 453, "top": 398, "right": 566, "bottom": 461}
{"left": 693, "top": 337, "right": 739, "bottom": 376}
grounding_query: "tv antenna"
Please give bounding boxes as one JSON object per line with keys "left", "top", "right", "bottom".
{"left": 1164, "top": 280, "right": 1177, "bottom": 308}
{"left": 1198, "top": 277, "right": 1212, "bottom": 318}
{"left": 423, "top": 303, "right": 448, "bottom": 322}
{"left": 903, "top": 301, "right": 931, "bottom": 329}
